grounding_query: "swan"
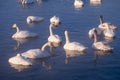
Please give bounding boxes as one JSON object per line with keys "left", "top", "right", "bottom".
{"left": 88, "top": 27, "right": 102, "bottom": 38}
{"left": 63, "top": 30, "right": 87, "bottom": 52}
{"left": 8, "top": 54, "right": 32, "bottom": 66}
{"left": 50, "top": 16, "right": 61, "bottom": 26}
{"left": 48, "top": 24, "right": 62, "bottom": 46}
{"left": 98, "top": 15, "right": 117, "bottom": 30}
{"left": 90, "top": 0, "right": 101, "bottom": 5}
{"left": 92, "top": 29, "right": 113, "bottom": 51}
{"left": 21, "top": 42, "right": 51, "bottom": 59}
{"left": 26, "top": 16, "right": 44, "bottom": 24}
{"left": 90, "top": 0, "right": 102, "bottom": 2}
{"left": 103, "top": 23, "right": 115, "bottom": 38}
{"left": 74, "top": 0, "right": 84, "bottom": 8}
{"left": 12, "top": 24, "right": 38, "bottom": 39}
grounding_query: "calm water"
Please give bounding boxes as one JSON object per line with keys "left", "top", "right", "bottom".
{"left": 0, "top": 0, "right": 120, "bottom": 80}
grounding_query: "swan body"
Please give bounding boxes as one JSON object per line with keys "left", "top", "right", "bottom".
{"left": 63, "top": 31, "right": 87, "bottom": 52}
{"left": 48, "top": 24, "right": 62, "bottom": 44}
{"left": 12, "top": 24, "right": 38, "bottom": 39}
{"left": 21, "top": 42, "right": 51, "bottom": 59}
{"left": 50, "top": 16, "right": 60, "bottom": 26}
{"left": 27, "top": 16, "right": 44, "bottom": 24}
{"left": 74, "top": 0, "right": 84, "bottom": 8}
{"left": 103, "top": 24, "right": 115, "bottom": 38}
{"left": 98, "top": 15, "right": 117, "bottom": 30}
{"left": 8, "top": 54, "right": 32, "bottom": 66}
{"left": 88, "top": 27, "right": 101, "bottom": 38}
{"left": 92, "top": 29, "right": 113, "bottom": 51}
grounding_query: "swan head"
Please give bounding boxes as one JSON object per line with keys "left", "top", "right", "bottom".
{"left": 50, "top": 16, "right": 61, "bottom": 26}
{"left": 12, "top": 24, "right": 18, "bottom": 29}
{"left": 27, "top": 18, "right": 33, "bottom": 24}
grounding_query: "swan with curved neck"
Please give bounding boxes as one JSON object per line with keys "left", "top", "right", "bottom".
{"left": 8, "top": 53, "right": 32, "bottom": 66}
{"left": 26, "top": 16, "right": 44, "bottom": 24}
{"left": 50, "top": 16, "right": 61, "bottom": 26}
{"left": 88, "top": 27, "right": 101, "bottom": 38}
{"left": 92, "top": 29, "right": 113, "bottom": 51}
{"left": 12, "top": 24, "right": 38, "bottom": 39}
{"left": 63, "top": 30, "right": 87, "bottom": 52}
{"left": 48, "top": 24, "right": 62, "bottom": 45}
{"left": 103, "top": 23, "right": 115, "bottom": 38}
{"left": 98, "top": 15, "right": 117, "bottom": 30}
{"left": 74, "top": 0, "right": 84, "bottom": 8}
{"left": 21, "top": 42, "right": 52, "bottom": 59}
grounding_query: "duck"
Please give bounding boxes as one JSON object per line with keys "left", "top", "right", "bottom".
{"left": 92, "top": 29, "right": 113, "bottom": 51}
{"left": 88, "top": 27, "right": 102, "bottom": 38}
{"left": 12, "top": 24, "right": 38, "bottom": 39}
{"left": 26, "top": 16, "right": 44, "bottom": 24}
{"left": 74, "top": 0, "right": 84, "bottom": 8}
{"left": 21, "top": 42, "right": 51, "bottom": 59}
{"left": 98, "top": 15, "right": 117, "bottom": 30}
{"left": 48, "top": 24, "right": 62, "bottom": 46}
{"left": 103, "top": 23, "right": 115, "bottom": 38}
{"left": 63, "top": 30, "right": 87, "bottom": 52}
{"left": 50, "top": 16, "right": 61, "bottom": 26}
{"left": 8, "top": 54, "right": 32, "bottom": 66}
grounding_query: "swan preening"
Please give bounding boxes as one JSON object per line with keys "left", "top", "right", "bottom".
{"left": 12, "top": 24, "right": 38, "bottom": 39}
{"left": 21, "top": 42, "right": 51, "bottom": 59}
{"left": 8, "top": 54, "right": 32, "bottom": 66}
{"left": 48, "top": 24, "right": 62, "bottom": 47}
{"left": 27, "top": 16, "right": 44, "bottom": 24}
{"left": 74, "top": 0, "right": 84, "bottom": 8}
{"left": 63, "top": 30, "right": 87, "bottom": 52}
{"left": 50, "top": 16, "right": 61, "bottom": 26}
{"left": 88, "top": 27, "right": 102, "bottom": 38}
{"left": 98, "top": 15, "right": 117, "bottom": 30}
{"left": 92, "top": 29, "right": 113, "bottom": 51}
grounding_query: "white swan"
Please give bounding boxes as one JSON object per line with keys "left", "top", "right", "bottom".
{"left": 21, "top": 42, "right": 51, "bottom": 59}
{"left": 12, "top": 24, "right": 38, "bottom": 39}
{"left": 48, "top": 24, "right": 62, "bottom": 46}
{"left": 88, "top": 27, "right": 102, "bottom": 38}
{"left": 74, "top": 0, "right": 84, "bottom": 8}
{"left": 92, "top": 29, "right": 113, "bottom": 51}
{"left": 50, "top": 16, "right": 60, "bottom": 26}
{"left": 98, "top": 15, "right": 117, "bottom": 30}
{"left": 103, "top": 23, "right": 115, "bottom": 38}
{"left": 8, "top": 54, "right": 32, "bottom": 66}
{"left": 26, "top": 16, "right": 44, "bottom": 24}
{"left": 90, "top": 0, "right": 101, "bottom": 5}
{"left": 90, "top": 0, "right": 101, "bottom": 2}
{"left": 63, "top": 30, "right": 87, "bottom": 52}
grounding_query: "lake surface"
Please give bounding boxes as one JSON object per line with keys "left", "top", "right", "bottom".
{"left": 0, "top": 0, "right": 120, "bottom": 80}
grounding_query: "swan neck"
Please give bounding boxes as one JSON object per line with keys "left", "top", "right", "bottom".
{"left": 49, "top": 24, "right": 53, "bottom": 36}
{"left": 99, "top": 16, "right": 103, "bottom": 24}
{"left": 93, "top": 31, "right": 98, "bottom": 43}
{"left": 16, "top": 26, "right": 20, "bottom": 32}
{"left": 65, "top": 31, "right": 70, "bottom": 44}
{"left": 41, "top": 42, "right": 49, "bottom": 51}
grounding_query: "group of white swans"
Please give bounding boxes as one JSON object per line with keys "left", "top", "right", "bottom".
{"left": 8, "top": 15, "right": 117, "bottom": 66}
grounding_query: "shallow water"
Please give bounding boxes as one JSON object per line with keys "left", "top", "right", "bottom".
{"left": 0, "top": 0, "right": 120, "bottom": 80}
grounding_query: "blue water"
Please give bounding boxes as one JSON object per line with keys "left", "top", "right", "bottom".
{"left": 0, "top": 0, "right": 120, "bottom": 80}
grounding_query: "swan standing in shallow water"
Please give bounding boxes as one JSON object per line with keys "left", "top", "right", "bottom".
{"left": 63, "top": 30, "right": 87, "bottom": 52}
{"left": 21, "top": 42, "right": 51, "bottom": 59}
{"left": 88, "top": 27, "right": 102, "bottom": 38}
{"left": 26, "top": 16, "right": 44, "bottom": 24}
{"left": 48, "top": 24, "right": 62, "bottom": 46}
{"left": 8, "top": 54, "right": 32, "bottom": 66}
{"left": 12, "top": 24, "right": 38, "bottom": 39}
{"left": 50, "top": 16, "right": 61, "bottom": 26}
{"left": 98, "top": 15, "right": 117, "bottom": 30}
{"left": 92, "top": 29, "right": 113, "bottom": 51}
{"left": 103, "top": 23, "right": 115, "bottom": 38}
{"left": 74, "top": 0, "right": 84, "bottom": 8}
